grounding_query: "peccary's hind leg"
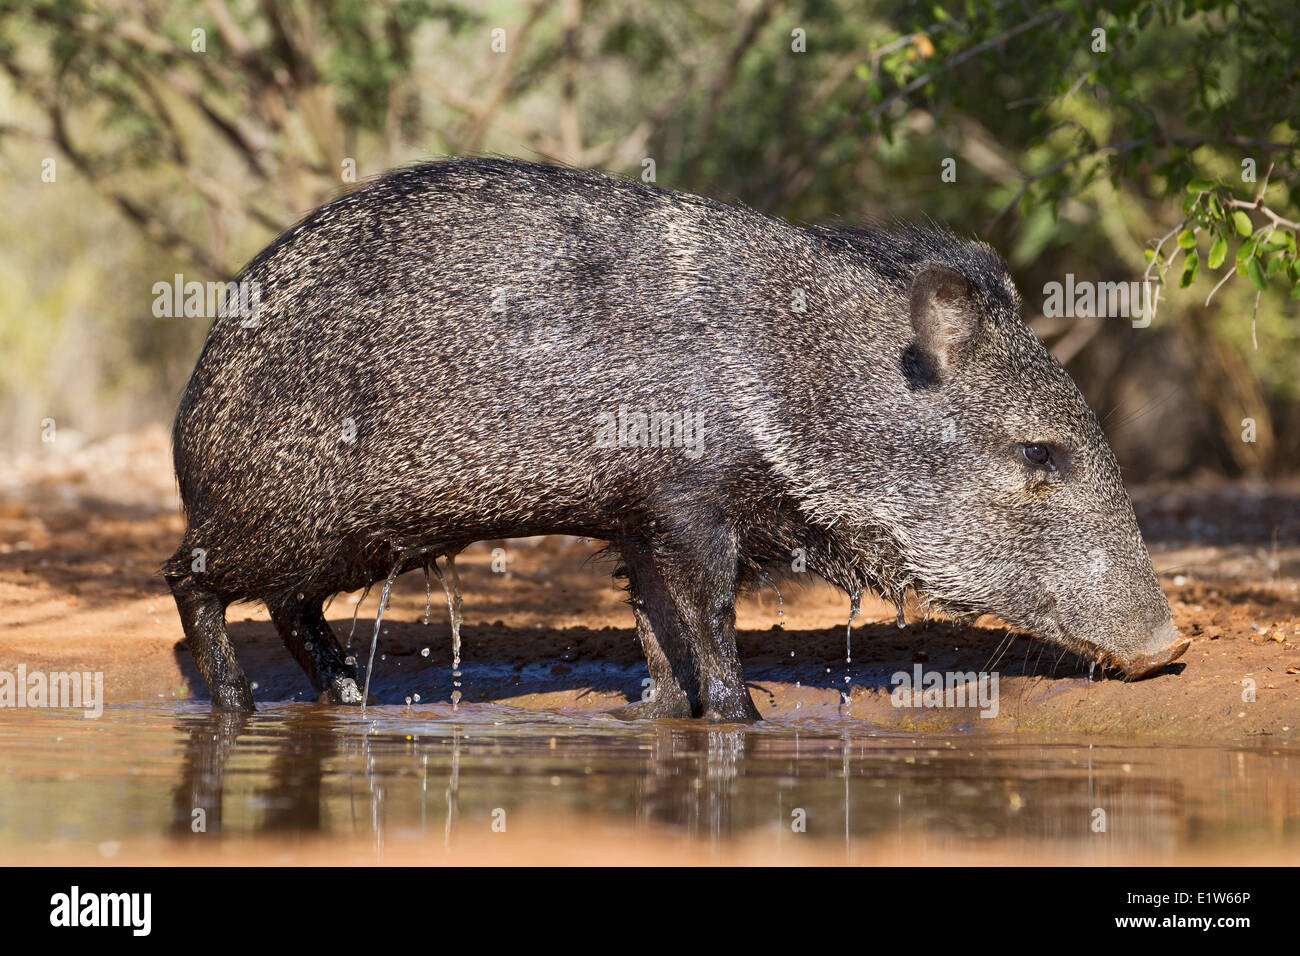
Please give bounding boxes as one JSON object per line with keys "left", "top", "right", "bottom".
{"left": 607, "top": 543, "right": 695, "bottom": 720}
{"left": 167, "top": 573, "right": 254, "bottom": 711}
{"left": 652, "top": 518, "right": 762, "bottom": 723}
{"left": 303, "top": 604, "right": 364, "bottom": 704}
{"left": 268, "top": 597, "right": 364, "bottom": 704}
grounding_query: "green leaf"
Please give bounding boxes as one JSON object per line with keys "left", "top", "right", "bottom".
{"left": 1266, "top": 253, "right": 1284, "bottom": 278}
{"left": 1233, "top": 210, "right": 1253, "bottom": 235}
{"left": 1187, "top": 178, "right": 1216, "bottom": 193}
{"left": 1236, "top": 237, "right": 1259, "bottom": 266}
{"left": 1208, "top": 233, "right": 1227, "bottom": 269}
{"left": 1180, "top": 251, "right": 1199, "bottom": 287}
{"left": 1177, "top": 228, "right": 1197, "bottom": 249}
{"left": 1246, "top": 257, "right": 1266, "bottom": 291}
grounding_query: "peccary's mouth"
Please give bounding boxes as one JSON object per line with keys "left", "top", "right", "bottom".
{"left": 1080, "top": 635, "right": 1191, "bottom": 681}
{"left": 925, "top": 596, "right": 1190, "bottom": 680}
{"left": 1020, "top": 594, "right": 1190, "bottom": 681}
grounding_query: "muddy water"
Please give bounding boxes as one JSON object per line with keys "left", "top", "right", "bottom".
{"left": 0, "top": 703, "right": 1296, "bottom": 864}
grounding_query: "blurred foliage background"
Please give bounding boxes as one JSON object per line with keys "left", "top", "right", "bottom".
{"left": 0, "top": 0, "right": 1296, "bottom": 479}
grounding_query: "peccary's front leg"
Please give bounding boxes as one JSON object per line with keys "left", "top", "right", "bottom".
{"left": 651, "top": 521, "right": 761, "bottom": 722}
{"left": 608, "top": 542, "right": 696, "bottom": 719}
{"left": 268, "top": 597, "right": 364, "bottom": 704}
{"left": 167, "top": 573, "right": 255, "bottom": 711}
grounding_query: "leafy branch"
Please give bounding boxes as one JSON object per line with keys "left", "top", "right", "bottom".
{"left": 1141, "top": 163, "right": 1300, "bottom": 344}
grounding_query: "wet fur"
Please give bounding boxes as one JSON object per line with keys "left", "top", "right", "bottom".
{"left": 164, "top": 157, "right": 1176, "bottom": 716}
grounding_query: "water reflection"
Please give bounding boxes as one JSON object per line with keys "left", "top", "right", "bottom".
{"left": 0, "top": 703, "right": 1296, "bottom": 860}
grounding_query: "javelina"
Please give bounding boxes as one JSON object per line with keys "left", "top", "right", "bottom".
{"left": 165, "top": 157, "right": 1189, "bottom": 718}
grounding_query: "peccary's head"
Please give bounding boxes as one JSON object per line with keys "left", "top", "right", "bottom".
{"left": 868, "top": 238, "right": 1187, "bottom": 679}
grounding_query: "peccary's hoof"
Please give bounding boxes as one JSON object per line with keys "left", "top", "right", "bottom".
{"left": 701, "top": 694, "right": 763, "bottom": 724}
{"left": 1120, "top": 638, "right": 1191, "bottom": 681}
{"left": 605, "top": 694, "right": 693, "bottom": 721}
{"left": 323, "top": 675, "right": 365, "bottom": 705}
{"left": 212, "top": 681, "right": 255, "bottom": 712}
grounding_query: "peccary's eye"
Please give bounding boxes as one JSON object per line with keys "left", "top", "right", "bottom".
{"left": 1020, "top": 443, "right": 1056, "bottom": 472}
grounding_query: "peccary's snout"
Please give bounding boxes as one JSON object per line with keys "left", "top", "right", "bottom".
{"left": 1104, "top": 618, "right": 1190, "bottom": 681}
{"left": 1049, "top": 549, "right": 1189, "bottom": 682}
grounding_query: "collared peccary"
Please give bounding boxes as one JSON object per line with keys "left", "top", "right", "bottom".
{"left": 165, "top": 157, "right": 1189, "bottom": 718}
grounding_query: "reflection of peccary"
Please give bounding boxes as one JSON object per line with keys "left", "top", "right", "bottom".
{"left": 166, "top": 158, "right": 1187, "bottom": 717}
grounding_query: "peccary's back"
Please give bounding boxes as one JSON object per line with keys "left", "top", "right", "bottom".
{"left": 174, "top": 159, "right": 852, "bottom": 591}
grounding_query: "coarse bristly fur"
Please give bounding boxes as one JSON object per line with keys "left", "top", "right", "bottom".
{"left": 163, "top": 156, "right": 1187, "bottom": 717}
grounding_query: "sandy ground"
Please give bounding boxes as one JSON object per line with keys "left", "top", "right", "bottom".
{"left": 1, "top": 426, "right": 1298, "bottom": 741}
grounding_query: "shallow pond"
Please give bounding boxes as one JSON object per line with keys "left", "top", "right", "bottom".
{"left": 0, "top": 702, "right": 1296, "bottom": 864}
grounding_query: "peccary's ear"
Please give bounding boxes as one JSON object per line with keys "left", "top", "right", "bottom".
{"left": 907, "top": 264, "right": 979, "bottom": 384}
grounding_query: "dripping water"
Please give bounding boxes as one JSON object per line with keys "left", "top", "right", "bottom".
{"left": 361, "top": 562, "right": 403, "bottom": 714}
{"left": 758, "top": 569, "right": 793, "bottom": 658}
{"left": 842, "top": 590, "right": 861, "bottom": 708}
{"left": 767, "top": 576, "right": 785, "bottom": 629}
{"left": 347, "top": 583, "right": 372, "bottom": 650}
{"left": 846, "top": 591, "right": 860, "bottom": 664}
{"left": 423, "top": 559, "right": 434, "bottom": 625}
{"left": 432, "top": 552, "right": 466, "bottom": 710}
